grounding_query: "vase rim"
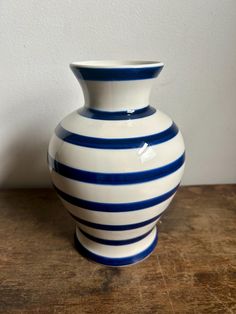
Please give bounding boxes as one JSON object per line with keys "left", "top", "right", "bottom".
{"left": 70, "top": 60, "right": 164, "bottom": 69}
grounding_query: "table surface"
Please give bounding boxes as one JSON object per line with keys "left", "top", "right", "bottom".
{"left": 0, "top": 185, "right": 235, "bottom": 314}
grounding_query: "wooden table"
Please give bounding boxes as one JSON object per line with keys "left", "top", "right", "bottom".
{"left": 0, "top": 185, "right": 235, "bottom": 313}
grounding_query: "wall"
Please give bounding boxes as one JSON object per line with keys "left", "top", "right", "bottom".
{"left": 0, "top": 0, "right": 236, "bottom": 187}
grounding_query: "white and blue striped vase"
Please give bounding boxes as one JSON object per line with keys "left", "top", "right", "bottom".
{"left": 48, "top": 60, "right": 185, "bottom": 266}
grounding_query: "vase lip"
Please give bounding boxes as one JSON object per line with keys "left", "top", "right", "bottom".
{"left": 70, "top": 60, "right": 164, "bottom": 69}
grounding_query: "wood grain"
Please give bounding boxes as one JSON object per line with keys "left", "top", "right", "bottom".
{"left": 0, "top": 185, "right": 235, "bottom": 313}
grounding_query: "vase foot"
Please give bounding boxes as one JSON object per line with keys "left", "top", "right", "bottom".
{"left": 74, "top": 226, "right": 158, "bottom": 267}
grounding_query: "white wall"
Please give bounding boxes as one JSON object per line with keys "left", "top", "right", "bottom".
{"left": 0, "top": 0, "right": 236, "bottom": 188}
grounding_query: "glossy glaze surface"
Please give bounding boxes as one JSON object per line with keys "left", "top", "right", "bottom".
{"left": 48, "top": 60, "right": 185, "bottom": 266}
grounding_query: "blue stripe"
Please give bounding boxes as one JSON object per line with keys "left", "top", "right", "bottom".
{"left": 74, "top": 229, "right": 158, "bottom": 266}
{"left": 70, "top": 65, "right": 163, "bottom": 81}
{"left": 54, "top": 184, "right": 179, "bottom": 212}
{"left": 78, "top": 105, "right": 156, "bottom": 120}
{"left": 48, "top": 153, "right": 185, "bottom": 185}
{"left": 78, "top": 227, "right": 154, "bottom": 246}
{"left": 70, "top": 211, "right": 161, "bottom": 231}
{"left": 55, "top": 122, "right": 179, "bottom": 149}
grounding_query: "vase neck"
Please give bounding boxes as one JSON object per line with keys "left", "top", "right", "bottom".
{"left": 70, "top": 60, "right": 164, "bottom": 112}
{"left": 78, "top": 79, "right": 156, "bottom": 112}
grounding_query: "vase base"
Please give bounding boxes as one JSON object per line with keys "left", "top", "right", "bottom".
{"left": 74, "top": 226, "right": 158, "bottom": 267}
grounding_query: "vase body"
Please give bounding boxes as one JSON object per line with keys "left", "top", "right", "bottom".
{"left": 48, "top": 60, "right": 185, "bottom": 266}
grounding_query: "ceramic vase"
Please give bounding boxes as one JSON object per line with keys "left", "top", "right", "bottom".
{"left": 48, "top": 60, "right": 185, "bottom": 266}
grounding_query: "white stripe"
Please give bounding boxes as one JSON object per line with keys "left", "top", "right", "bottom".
{"left": 48, "top": 132, "right": 184, "bottom": 173}
{"left": 61, "top": 194, "right": 174, "bottom": 225}
{"left": 76, "top": 226, "right": 157, "bottom": 258}
{"left": 60, "top": 109, "right": 172, "bottom": 138}
{"left": 50, "top": 164, "right": 184, "bottom": 203}
{"left": 77, "top": 221, "right": 158, "bottom": 240}
{"left": 79, "top": 79, "right": 155, "bottom": 111}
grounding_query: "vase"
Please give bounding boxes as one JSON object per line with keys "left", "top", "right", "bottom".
{"left": 48, "top": 60, "right": 185, "bottom": 266}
